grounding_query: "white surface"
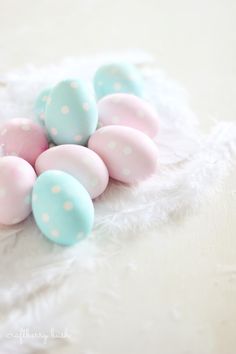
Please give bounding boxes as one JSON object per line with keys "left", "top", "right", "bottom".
{"left": 0, "top": 1, "right": 236, "bottom": 354}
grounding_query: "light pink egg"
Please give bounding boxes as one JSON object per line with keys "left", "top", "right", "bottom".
{"left": 35, "top": 145, "right": 109, "bottom": 199}
{"left": 98, "top": 93, "right": 159, "bottom": 138}
{"left": 0, "top": 156, "right": 36, "bottom": 225}
{"left": 0, "top": 118, "right": 49, "bottom": 165}
{"left": 88, "top": 126, "right": 158, "bottom": 184}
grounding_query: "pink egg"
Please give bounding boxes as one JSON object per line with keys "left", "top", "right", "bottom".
{"left": 98, "top": 93, "right": 159, "bottom": 138}
{"left": 0, "top": 118, "right": 49, "bottom": 165}
{"left": 0, "top": 156, "right": 37, "bottom": 225}
{"left": 88, "top": 126, "right": 158, "bottom": 184}
{"left": 35, "top": 145, "right": 109, "bottom": 199}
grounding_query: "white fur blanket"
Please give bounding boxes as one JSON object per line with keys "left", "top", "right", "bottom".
{"left": 0, "top": 51, "right": 235, "bottom": 353}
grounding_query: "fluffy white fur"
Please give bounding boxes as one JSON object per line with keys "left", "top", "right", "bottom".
{"left": 0, "top": 51, "right": 235, "bottom": 353}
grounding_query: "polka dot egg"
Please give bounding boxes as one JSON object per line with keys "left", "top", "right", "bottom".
{"left": 0, "top": 118, "right": 49, "bottom": 166}
{"left": 45, "top": 79, "right": 98, "bottom": 145}
{"left": 98, "top": 93, "right": 159, "bottom": 138}
{"left": 35, "top": 145, "right": 109, "bottom": 199}
{"left": 94, "top": 63, "right": 143, "bottom": 100}
{"left": 88, "top": 126, "right": 158, "bottom": 184}
{"left": 32, "top": 170, "right": 94, "bottom": 246}
{"left": 0, "top": 156, "right": 36, "bottom": 225}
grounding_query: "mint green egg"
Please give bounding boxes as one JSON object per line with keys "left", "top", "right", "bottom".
{"left": 45, "top": 79, "right": 98, "bottom": 145}
{"left": 32, "top": 170, "right": 94, "bottom": 246}
{"left": 94, "top": 63, "right": 143, "bottom": 100}
{"left": 34, "top": 88, "right": 51, "bottom": 128}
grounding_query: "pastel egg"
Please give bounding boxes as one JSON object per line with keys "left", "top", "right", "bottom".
{"left": 35, "top": 145, "right": 109, "bottom": 199}
{"left": 45, "top": 79, "right": 98, "bottom": 145}
{"left": 98, "top": 93, "right": 159, "bottom": 138}
{"left": 0, "top": 156, "right": 36, "bottom": 225}
{"left": 0, "top": 118, "right": 49, "bottom": 166}
{"left": 88, "top": 126, "right": 158, "bottom": 184}
{"left": 94, "top": 63, "right": 143, "bottom": 100}
{"left": 32, "top": 170, "right": 94, "bottom": 246}
{"left": 34, "top": 87, "right": 51, "bottom": 128}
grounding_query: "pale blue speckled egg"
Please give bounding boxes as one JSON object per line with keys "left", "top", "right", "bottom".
{"left": 34, "top": 88, "right": 51, "bottom": 128}
{"left": 45, "top": 79, "right": 98, "bottom": 145}
{"left": 94, "top": 63, "right": 143, "bottom": 100}
{"left": 32, "top": 170, "right": 94, "bottom": 246}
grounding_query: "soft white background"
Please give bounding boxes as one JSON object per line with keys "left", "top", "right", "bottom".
{"left": 0, "top": 0, "right": 236, "bottom": 353}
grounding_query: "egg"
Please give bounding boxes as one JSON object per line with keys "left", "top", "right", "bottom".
{"left": 88, "top": 126, "right": 158, "bottom": 184}
{"left": 98, "top": 93, "right": 159, "bottom": 138}
{"left": 35, "top": 145, "right": 109, "bottom": 199}
{"left": 45, "top": 79, "right": 98, "bottom": 145}
{"left": 0, "top": 118, "right": 49, "bottom": 166}
{"left": 32, "top": 170, "right": 94, "bottom": 246}
{"left": 34, "top": 87, "right": 51, "bottom": 128}
{"left": 94, "top": 63, "right": 143, "bottom": 100}
{"left": 0, "top": 156, "right": 36, "bottom": 225}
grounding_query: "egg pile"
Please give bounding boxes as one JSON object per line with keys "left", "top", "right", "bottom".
{"left": 0, "top": 63, "right": 159, "bottom": 246}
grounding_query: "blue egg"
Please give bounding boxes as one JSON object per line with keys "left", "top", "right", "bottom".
{"left": 94, "top": 63, "right": 143, "bottom": 100}
{"left": 34, "top": 88, "right": 51, "bottom": 128}
{"left": 45, "top": 79, "right": 98, "bottom": 145}
{"left": 32, "top": 170, "right": 94, "bottom": 246}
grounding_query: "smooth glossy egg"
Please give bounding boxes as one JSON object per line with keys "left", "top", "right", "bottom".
{"left": 0, "top": 118, "right": 49, "bottom": 165}
{"left": 0, "top": 156, "right": 36, "bottom": 225}
{"left": 35, "top": 145, "right": 109, "bottom": 199}
{"left": 94, "top": 63, "right": 143, "bottom": 100}
{"left": 32, "top": 170, "right": 94, "bottom": 246}
{"left": 98, "top": 93, "right": 159, "bottom": 138}
{"left": 34, "top": 87, "right": 51, "bottom": 128}
{"left": 45, "top": 79, "right": 98, "bottom": 145}
{"left": 88, "top": 126, "right": 158, "bottom": 184}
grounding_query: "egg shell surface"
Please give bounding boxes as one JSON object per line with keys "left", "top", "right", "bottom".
{"left": 35, "top": 145, "right": 109, "bottom": 199}
{"left": 94, "top": 63, "right": 143, "bottom": 100}
{"left": 45, "top": 79, "right": 98, "bottom": 145}
{"left": 88, "top": 126, "right": 158, "bottom": 184}
{"left": 0, "top": 156, "right": 36, "bottom": 225}
{"left": 32, "top": 170, "right": 94, "bottom": 246}
{"left": 0, "top": 118, "right": 49, "bottom": 165}
{"left": 34, "top": 87, "right": 51, "bottom": 128}
{"left": 98, "top": 93, "right": 159, "bottom": 138}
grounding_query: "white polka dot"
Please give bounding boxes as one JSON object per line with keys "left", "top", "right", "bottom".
{"left": 123, "top": 146, "right": 133, "bottom": 155}
{"left": 39, "top": 112, "right": 45, "bottom": 121}
{"left": 111, "top": 116, "right": 120, "bottom": 124}
{"left": 108, "top": 141, "right": 117, "bottom": 150}
{"left": 42, "top": 213, "right": 50, "bottom": 223}
{"left": 70, "top": 81, "right": 78, "bottom": 88}
{"left": 51, "top": 229, "right": 60, "bottom": 238}
{"left": 74, "top": 134, "right": 83, "bottom": 143}
{"left": 113, "top": 82, "right": 122, "bottom": 91}
{"left": 122, "top": 168, "right": 131, "bottom": 176}
{"left": 61, "top": 105, "right": 70, "bottom": 114}
{"left": 0, "top": 188, "right": 6, "bottom": 198}
{"left": 76, "top": 232, "right": 85, "bottom": 240}
{"left": 32, "top": 193, "right": 38, "bottom": 202}
{"left": 64, "top": 201, "right": 74, "bottom": 211}
{"left": 82, "top": 102, "right": 90, "bottom": 111}
{"left": 51, "top": 185, "right": 61, "bottom": 194}
{"left": 0, "top": 128, "right": 7, "bottom": 136}
{"left": 50, "top": 128, "right": 58, "bottom": 136}
{"left": 21, "top": 124, "right": 31, "bottom": 131}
